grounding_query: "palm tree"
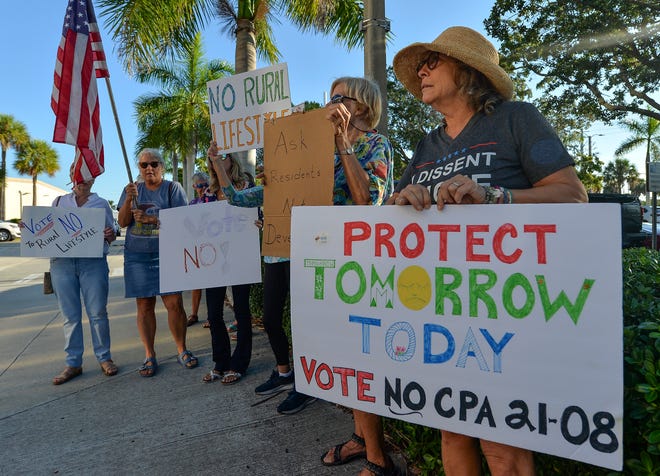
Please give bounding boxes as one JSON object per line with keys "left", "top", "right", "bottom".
{"left": 615, "top": 117, "right": 660, "bottom": 196}
{"left": 98, "top": 0, "right": 364, "bottom": 174}
{"left": 0, "top": 114, "right": 29, "bottom": 219}
{"left": 133, "top": 33, "right": 233, "bottom": 197}
{"left": 14, "top": 140, "right": 60, "bottom": 205}
{"left": 602, "top": 158, "right": 639, "bottom": 194}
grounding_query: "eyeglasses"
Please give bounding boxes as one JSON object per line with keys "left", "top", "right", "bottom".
{"left": 330, "top": 94, "right": 357, "bottom": 104}
{"left": 139, "top": 161, "right": 161, "bottom": 169}
{"left": 416, "top": 51, "right": 442, "bottom": 73}
{"left": 193, "top": 182, "right": 208, "bottom": 189}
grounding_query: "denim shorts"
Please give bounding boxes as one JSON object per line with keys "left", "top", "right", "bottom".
{"left": 124, "top": 251, "right": 179, "bottom": 298}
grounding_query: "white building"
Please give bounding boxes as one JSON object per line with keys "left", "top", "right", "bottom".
{"left": 3, "top": 177, "right": 68, "bottom": 221}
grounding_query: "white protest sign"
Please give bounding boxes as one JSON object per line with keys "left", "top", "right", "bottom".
{"left": 207, "top": 63, "right": 291, "bottom": 154}
{"left": 20, "top": 206, "right": 105, "bottom": 258}
{"left": 158, "top": 201, "right": 262, "bottom": 293}
{"left": 291, "top": 204, "right": 623, "bottom": 470}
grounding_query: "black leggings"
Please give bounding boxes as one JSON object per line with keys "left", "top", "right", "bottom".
{"left": 262, "top": 261, "right": 291, "bottom": 367}
{"left": 206, "top": 284, "right": 252, "bottom": 374}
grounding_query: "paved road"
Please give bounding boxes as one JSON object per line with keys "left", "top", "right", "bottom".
{"left": 0, "top": 237, "right": 366, "bottom": 475}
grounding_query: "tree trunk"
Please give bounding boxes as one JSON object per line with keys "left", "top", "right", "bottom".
{"left": 363, "top": 0, "right": 389, "bottom": 136}
{"left": 234, "top": 18, "right": 257, "bottom": 177}
{"left": 0, "top": 149, "right": 6, "bottom": 220}
{"left": 32, "top": 175, "right": 37, "bottom": 206}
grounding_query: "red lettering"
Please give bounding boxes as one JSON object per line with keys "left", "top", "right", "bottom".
{"left": 466, "top": 225, "right": 490, "bottom": 262}
{"left": 300, "top": 356, "right": 316, "bottom": 384}
{"left": 400, "top": 223, "right": 425, "bottom": 258}
{"left": 333, "top": 367, "right": 356, "bottom": 396}
{"left": 315, "top": 363, "right": 334, "bottom": 390}
{"left": 428, "top": 224, "right": 461, "bottom": 261}
{"left": 375, "top": 223, "right": 396, "bottom": 257}
{"left": 344, "top": 221, "right": 371, "bottom": 256}
{"left": 357, "top": 371, "right": 375, "bottom": 402}
{"left": 524, "top": 224, "right": 556, "bottom": 264}
{"left": 493, "top": 223, "right": 522, "bottom": 264}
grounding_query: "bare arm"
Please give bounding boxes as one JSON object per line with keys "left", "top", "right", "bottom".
{"left": 394, "top": 166, "right": 587, "bottom": 211}
{"left": 326, "top": 104, "right": 371, "bottom": 205}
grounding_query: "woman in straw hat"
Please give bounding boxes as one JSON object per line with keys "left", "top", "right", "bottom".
{"left": 323, "top": 26, "right": 587, "bottom": 476}
{"left": 391, "top": 26, "right": 587, "bottom": 475}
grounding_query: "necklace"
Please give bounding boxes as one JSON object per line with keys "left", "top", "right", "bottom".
{"left": 349, "top": 121, "right": 370, "bottom": 133}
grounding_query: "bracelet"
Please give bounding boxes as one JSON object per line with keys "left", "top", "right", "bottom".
{"left": 338, "top": 147, "right": 354, "bottom": 155}
{"left": 483, "top": 185, "right": 512, "bottom": 204}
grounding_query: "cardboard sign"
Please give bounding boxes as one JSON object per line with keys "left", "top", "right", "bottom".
{"left": 158, "top": 201, "right": 262, "bottom": 293}
{"left": 262, "top": 108, "right": 335, "bottom": 257}
{"left": 291, "top": 204, "right": 623, "bottom": 471}
{"left": 20, "top": 206, "right": 105, "bottom": 257}
{"left": 207, "top": 63, "right": 292, "bottom": 154}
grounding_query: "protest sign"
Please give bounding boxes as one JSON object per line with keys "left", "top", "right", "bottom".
{"left": 20, "top": 206, "right": 105, "bottom": 258}
{"left": 291, "top": 203, "right": 623, "bottom": 470}
{"left": 262, "top": 108, "right": 334, "bottom": 257}
{"left": 207, "top": 63, "right": 291, "bottom": 154}
{"left": 158, "top": 201, "right": 262, "bottom": 293}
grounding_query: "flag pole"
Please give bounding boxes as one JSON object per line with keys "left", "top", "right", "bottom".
{"left": 103, "top": 77, "right": 134, "bottom": 184}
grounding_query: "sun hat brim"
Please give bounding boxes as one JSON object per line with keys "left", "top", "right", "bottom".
{"left": 393, "top": 26, "right": 514, "bottom": 101}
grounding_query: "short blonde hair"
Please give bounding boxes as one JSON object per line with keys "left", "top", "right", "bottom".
{"left": 330, "top": 77, "right": 382, "bottom": 130}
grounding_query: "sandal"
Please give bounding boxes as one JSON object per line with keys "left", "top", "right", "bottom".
{"left": 363, "top": 456, "right": 406, "bottom": 476}
{"left": 221, "top": 370, "right": 242, "bottom": 385}
{"left": 202, "top": 369, "right": 223, "bottom": 383}
{"left": 227, "top": 321, "right": 238, "bottom": 332}
{"left": 52, "top": 366, "right": 83, "bottom": 385}
{"left": 100, "top": 359, "right": 118, "bottom": 376}
{"left": 186, "top": 314, "right": 199, "bottom": 327}
{"left": 138, "top": 357, "right": 158, "bottom": 378}
{"left": 322, "top": 432, "right": 366, "bottom": 466}
{"left": 202, "top": 320, "right": 210, "bottom": 328}
{"left": 177, "top": 350, "right": 199, "bottom": 369}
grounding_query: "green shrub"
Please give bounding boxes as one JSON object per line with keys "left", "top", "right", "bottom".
{"left": 383, "top": 248, "right": 660, "bottom": 475}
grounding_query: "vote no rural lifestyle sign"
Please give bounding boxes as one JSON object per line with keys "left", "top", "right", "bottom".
{"left": 20, "top": 206, "right": 105, "bottom": 258}
{"left": 291, "top": 203, "right": 623, "bottom": 470}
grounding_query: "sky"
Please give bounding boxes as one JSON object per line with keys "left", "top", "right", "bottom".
{"left": 0, "top": 0, "right": 646, "bottom": 203}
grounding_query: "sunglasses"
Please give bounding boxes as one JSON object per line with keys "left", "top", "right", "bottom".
{"left": 139, "top": 161, "right": 161, "bottom": 169}
{"left": 416, "top": 51, "right": 442, "bottom": 73}
{"left": 330, "top": 94, "right": 357, "bottom": 104}
{"left": 193, "top": 182, "right": 208, "bottom": 189}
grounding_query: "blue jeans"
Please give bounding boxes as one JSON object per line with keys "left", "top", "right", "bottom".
{"left": 50, "top": 257, "right": 111, "bottom": 367}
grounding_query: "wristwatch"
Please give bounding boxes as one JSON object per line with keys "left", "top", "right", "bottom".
{"left": 338, "top": 147, "right": 354, "bottom": 155}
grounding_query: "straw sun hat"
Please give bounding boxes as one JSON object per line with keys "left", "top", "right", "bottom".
{"left": 393, "top": 26, "right": 514, "bottom": 100}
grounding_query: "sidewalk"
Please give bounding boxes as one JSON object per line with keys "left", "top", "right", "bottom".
{"left": 0, "top": 240, "right": 361, "bottom": 475}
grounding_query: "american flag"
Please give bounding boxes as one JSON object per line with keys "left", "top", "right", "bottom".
{"left": 52, "top": 0, "right": 108, "bottom": 185}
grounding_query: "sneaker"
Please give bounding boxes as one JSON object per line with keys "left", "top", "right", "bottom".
{"left": 255, "top": 369, "right": 294, "bottom": 395}
{"left": 277, "top": 390, "right": 317, "bottom": 415}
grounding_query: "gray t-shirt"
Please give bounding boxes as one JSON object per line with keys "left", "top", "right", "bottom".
{"left": 395, "top": 101, "right": 574, "bottom": 203}
{"left": 118, "top": 180, "right": 187, "bottom": 253}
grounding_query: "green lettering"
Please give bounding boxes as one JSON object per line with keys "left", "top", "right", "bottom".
{"left": 469, "top": 269, "right": 498, "bottom": 318}
{"left": 435, "top": 267, "right": 462, "bottom": 316}
{"left": 536, "top": 275, "right": 595, "bottom": 324}
{"left": 370, "top": 265, "right": 394, "bottom": 308}
{"left": 502, "top": 273, "right": 535, "bottom": 319}
{"left": 336, "top": 261, "right": 366, "bottom": 304}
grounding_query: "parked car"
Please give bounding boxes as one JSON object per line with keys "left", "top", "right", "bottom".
{"left": 642, "top": 205, "right": 660, "bottom": 223}
{"left": 641, "top": 222, "right": 660, "bottom": 250}
{"left": 0, "top": 220, "right": 21, "bottom": 242}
